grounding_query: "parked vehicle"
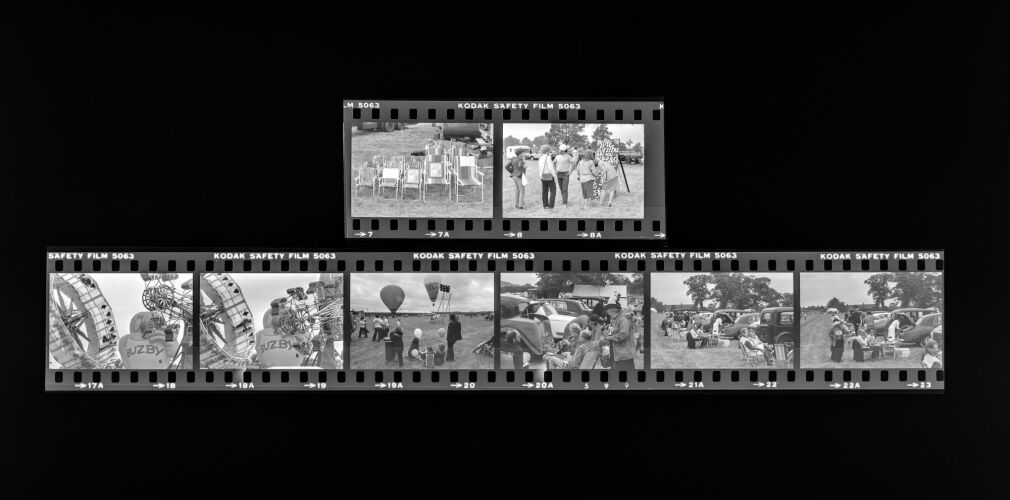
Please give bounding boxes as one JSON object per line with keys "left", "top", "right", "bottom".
{"left": 891, "top": 307, "right": 940, "bottom": 323}
{"left": 755, "top": 307, "right": 795, "bottom": 344}
{"left": 618, "top": 151, "right": 642, "bottom": 164}
{"left": 543, "top": 298, "right": 593, "bottom": 318}
{"left": 505, "top": 145, "right": 532, "bottom": 160}
{"left": 692, "top": 311, "right": 714, "bottom": 328}
{"left": 719, "top": 312, "right": 762, "bottom": 340}
{"left": 864, "top": 311, "right": 893, "bottom": 334}
{"left": 357, "top": 121, "right": 406, "bottom": 132}
{"left": 900, "top": 313, "right": 943, "bottom": 347}
{"left": 499, "top": 294, "right": 554, "bottom": 356}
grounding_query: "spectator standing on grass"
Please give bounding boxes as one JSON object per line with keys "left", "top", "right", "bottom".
{"left": 507, "top": 152, "right": 527, "bottom": 210}
{"left": 389, "top": 321, "right": 405, "bottom": 367}
{"left": 599, "top": 157, "right": 620, "bottom": 207}
{"left": 601, "top": 303, "right": 636, "bottom": 370}
{"left": 886, "top": 316, "right": 900, "bottom": 343}
{"left": 829, "top": 318, "right": 846, "bottom": 362}
{"left": 576, "top": 151, "right": 598, "bottom": 209}
{"left": 447, "top": 314, "right": 462, "bottom": 362}
{"left": 554, "top": 145, "right": 573, "bottom": 206}
{"left": 371, "top": 315, "right": 384, "bottom": 342}
{"left": 538, "top": 145, "right": 557, "bottom": 210}
{"left": 358, "top": 316, "right": 368, "bottom": 339}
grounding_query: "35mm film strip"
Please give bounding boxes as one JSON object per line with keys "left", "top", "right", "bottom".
{"left": 45, "top": 251, "right": 944, "bottom": 392}
{"left": 344, "top": 100, "right": 665, "bottom": 240}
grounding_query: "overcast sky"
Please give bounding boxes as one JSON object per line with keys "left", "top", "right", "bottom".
{"left": 800, "top": 272, "right": 913, "bottom": 307}
{"left": 51, "top": 273, "right": 194, "bottom": 340}
{"left": 504, "top": 273, "right": 639, "bottom": 287}
{"left": 651, "top": 273, "right": 794, "bottom": 306}
{"left": 351, "top": 273, "right": 493, "bottom": 313}
{"left": 502, "top": 123, "right": 644, "bottom": 146}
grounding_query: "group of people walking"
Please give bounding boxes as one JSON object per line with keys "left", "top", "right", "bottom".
{"left": 506, "top": 144, "right": 623, "bottom": 211}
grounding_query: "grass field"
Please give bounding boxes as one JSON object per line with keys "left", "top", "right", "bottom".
{"left": 649, "top": 315, "right": 782, "bottom": 369}
{"left": 499, "top": 327, "right": 645, "bottom": 369}
{"left": 350, "top": 124, "right": 492, "bottom": 218}
{"left": 502, "top": 160, "right": 645, "bottom": 219}
{"left": 799, "top": 313, "right": 926, "bottom": 368}
{"left": 348, "top": 315, "right": 494, "bottom": 369}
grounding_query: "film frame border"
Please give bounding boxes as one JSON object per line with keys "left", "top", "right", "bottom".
{"left": 344, "top": 99, "right": 666, "bottom": 240}
{"left": 45, "top": 250, "right": 943, "bottom": 392}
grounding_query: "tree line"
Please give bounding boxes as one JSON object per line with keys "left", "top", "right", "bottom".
{"left": 503, "top": 124, "right": 643, "bottom": 153}
{"left": 818, "top": 272, "right": 943, "bottom": 311}
{"left": 651, "top": 273, "right": 792, "bottom": 311}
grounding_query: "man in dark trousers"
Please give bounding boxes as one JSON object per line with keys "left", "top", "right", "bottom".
{"left": 601, "top": 302, "right": 636, "bottom": 370}
{"left": 848, "top": 308, "right": 862, "bottom": 335}
{"left": 388, "top": 319, "right": 404, "bottom": 367}
{"left": 446, "top": 314, "right": 462, "bottom": 362}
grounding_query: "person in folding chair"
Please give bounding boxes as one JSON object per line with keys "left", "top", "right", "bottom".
{"left": 740, "top": 328, "right": 774, "bottom": 366}
{"left": 545, "top": 329, "right": 599, "bottom": 369}
{"left": 921, "top": 339, "right": 942, "bottom": 369}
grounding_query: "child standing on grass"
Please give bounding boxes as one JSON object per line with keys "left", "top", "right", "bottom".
{"left": 599, "top": 158, "right": 620, "bottom": 207}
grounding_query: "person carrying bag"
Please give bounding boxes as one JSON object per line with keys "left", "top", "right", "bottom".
{"left": 507, "top": 153, "right": 527, "bottom": 209}
{"left": 538, "top": 145, "right": 557, "bottom": 210}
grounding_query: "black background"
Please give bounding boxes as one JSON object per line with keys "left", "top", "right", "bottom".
{"left": 15, "top": 4, "right": 1010, "bottom": 493}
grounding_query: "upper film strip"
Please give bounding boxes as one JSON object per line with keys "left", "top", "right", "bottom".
{"left": 45, "top": 250, "right": 943, "bottom": 392}
{"left": 343, "top": 99, "right": 665, "bottom": 240}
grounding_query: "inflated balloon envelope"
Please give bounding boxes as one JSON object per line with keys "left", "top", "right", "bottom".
{"left": 379, "top": 284, "right": 405, "bottom": 313}
{"left": 423, "top": 274, "right": 441, "bottom": 305}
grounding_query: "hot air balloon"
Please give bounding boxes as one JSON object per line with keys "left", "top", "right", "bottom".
{"left": 423, "top": 275, "right": 441, "bottom": 306}
{"left": 379, "top": 285, "right": 405, "bottom": 313}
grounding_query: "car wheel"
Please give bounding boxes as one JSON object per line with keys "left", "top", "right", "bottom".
{"left": 774, "top": 333, "right": 793, "bottom": 344}
{"left": 381, "top": 122, "right": 395, "bottom": 132}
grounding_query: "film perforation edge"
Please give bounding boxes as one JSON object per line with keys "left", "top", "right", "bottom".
{"left": 45, "top": 250, "right": 943, "bottom": 392}
{"left": 343, "top": 100, "right": 665, "bottom": 240}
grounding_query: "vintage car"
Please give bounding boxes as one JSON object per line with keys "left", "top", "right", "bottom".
{"left": 708, "top": 309, "right": 748, "bottom": 334}
{"left": 719, "top": 312, "right": 762, "bottom": 340}
{"left": 691, "top": 311, "right": 714, "bottom": 328}
{"left": 670, "top": 309, "right": 697, "bottom": 323}
{"left": 900, "top": 312, "right": 943, "bottom": 347}
{"left": 544, "top": 298, "right": 595, "bottom": 318}
{"left": 874, "top": 308, "right": 940, "bottom": 339}
{"left": 863, "top": 311, "right": 893, "bottom": 333}
{"left": 499, "top": 294, "right": 554, "bottom": 356}
{"left": 755, "top": 307, "right": 795, "bottom": 344}
{"left": 892, "top": 307, "right": 940, "bottom": 323}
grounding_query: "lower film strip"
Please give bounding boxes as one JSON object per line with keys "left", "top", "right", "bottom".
{"left": 45, "top": 251, "right": 944, "bottom": 392}
{"left": 344, "top": 100, "right": 665, "bottom": 240}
